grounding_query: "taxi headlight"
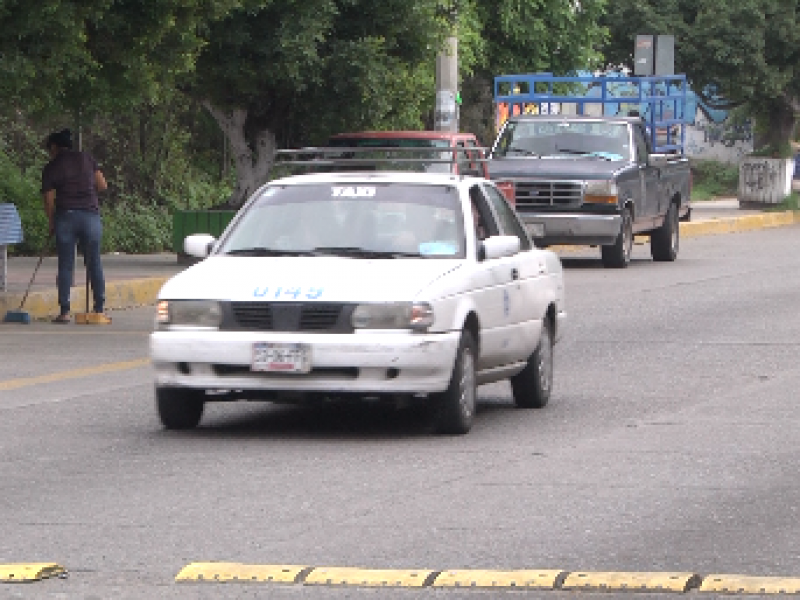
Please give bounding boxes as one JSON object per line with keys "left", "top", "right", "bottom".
{"left": 351, "top": 302, "right": 434, "bottom": 331}
{"left": 584, "top": 179, "right": 619, "bottom": 204}
{"left": 156, "top": 300, "right": 222, "bottom": 329}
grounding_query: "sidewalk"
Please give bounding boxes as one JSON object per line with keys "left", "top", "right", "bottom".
{"left": 0, "top": 199, "right": 797, "bottom": 321}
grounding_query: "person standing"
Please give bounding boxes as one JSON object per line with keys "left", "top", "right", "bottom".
{"left": 41, "top": 129, "right": 110, "bottom": 324}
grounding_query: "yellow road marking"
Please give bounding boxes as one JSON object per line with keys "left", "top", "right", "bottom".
{"left": 0, "top": 358, "right": 149, "bottom": 392}
{"left": 700, "top": 574, "right": 800, "bottom": 594}
{"left": 304, "top": 567, "right": 435, "bottom": 587}
{"left": 176, "top": 563, "right": 308, "bottom": 584}
{"left": 432, "top": 569, "right": 564, "bottom": 589}
{"left": 0, "top": 563, "right": 65, "bottom": 583}
{"left": 562, "top": 571, "right": 702, "bottom": 593}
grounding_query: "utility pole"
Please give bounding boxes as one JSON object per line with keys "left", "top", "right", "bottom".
{"left": 434, "top": 6, "right": 458, "bottom": 132}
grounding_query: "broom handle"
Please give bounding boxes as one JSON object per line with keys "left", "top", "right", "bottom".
{"left": 18, "top": 239, "right": 49, "bottom": 310}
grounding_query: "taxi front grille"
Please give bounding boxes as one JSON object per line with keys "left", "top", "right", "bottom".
{"left": 228, "top": 302, "right": 351, "bottom": 332}
{"left": 514, "top": 181, "right": 583, "bottom": 207}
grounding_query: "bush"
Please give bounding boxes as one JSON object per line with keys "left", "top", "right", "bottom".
{"left": 101, "top": 199, "right": 172, "bottom": 254}
{"left": 690, "top": 159, "right": 740, "bottom": 201}
{"left": 0, "top": 150, "right": 49, "bottom": 255}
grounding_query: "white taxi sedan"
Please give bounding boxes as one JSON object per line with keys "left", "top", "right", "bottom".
{"left": 150, "top": 171, "right": 566, "bottom": 434}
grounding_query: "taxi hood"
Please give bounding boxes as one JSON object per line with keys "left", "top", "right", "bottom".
{"left": 158, "top": 256, "right": 463, "bottom": 303}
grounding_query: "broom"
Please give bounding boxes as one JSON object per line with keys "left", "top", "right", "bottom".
{"left": 3, "top": 242, "right": 48, "bottom": 324}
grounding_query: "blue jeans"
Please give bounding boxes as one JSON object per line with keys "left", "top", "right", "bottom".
{"left": 54, "top": 209, "right": 105, "bottom": 315}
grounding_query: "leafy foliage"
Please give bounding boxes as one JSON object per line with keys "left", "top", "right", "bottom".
{"left": 600, "top": 0, "right": 800, "bottom": 155}
{"left": 689, "top": 159, "right": 740, "bottom": 201}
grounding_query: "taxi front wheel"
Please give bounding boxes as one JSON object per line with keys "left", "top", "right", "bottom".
{"left": 156, "top": 386, "right": 205, "bottom": 430}
{"left": 434, "top": 331, "right": 477, "bottom": 435}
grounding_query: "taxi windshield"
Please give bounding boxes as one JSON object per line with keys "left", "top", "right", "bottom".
{"left": 494, "top": 120, "right": 630, "bottom": 161}
{"left": 218, "top": 183, "right": 466, "bottom": 259}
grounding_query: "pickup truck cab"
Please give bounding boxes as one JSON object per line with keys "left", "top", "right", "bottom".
{"left": 488, "top": 115, "right": 691, "bottom": 268}
{"left": 329, "top": 131, "right": 489, "bottom": 178}
{"left": 151, "top": 170, "right": 566, "bottom": 435}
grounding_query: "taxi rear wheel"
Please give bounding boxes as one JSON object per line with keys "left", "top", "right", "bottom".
{"left": 511, "top": 318, "right": 553, "bottom": 409}
{"left": 156, "top": 386, "right": 205, "bottom": 430}
{"left": 434, "top": 331, "right": 477, "bottom": 435}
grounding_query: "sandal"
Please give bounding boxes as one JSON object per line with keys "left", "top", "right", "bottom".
{"left": 52, "top": 314, "right": 71, "bottom": 324}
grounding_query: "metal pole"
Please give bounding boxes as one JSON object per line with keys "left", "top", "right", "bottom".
{"left": 434, "top": 35, "right": 458, "bottom": 132}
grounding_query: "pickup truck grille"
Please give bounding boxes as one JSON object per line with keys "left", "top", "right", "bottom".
{"left": 513, "top": 181, "right": 583, "bottom": 207}
{"left": 228, "top": 302, "right": 352, "bottom": 332}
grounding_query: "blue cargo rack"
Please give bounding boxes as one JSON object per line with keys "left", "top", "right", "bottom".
{"left": 493, "top": 73, "right": 689, "bottom": 154}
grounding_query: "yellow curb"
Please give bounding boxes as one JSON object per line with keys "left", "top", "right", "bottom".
{"left": 681, "top": 210, "right": 798, "bottom": 239}
{"left": 432, "top": 569, "right": 564, "bottom": 589}
{"left": 561, "top": 571, "right": 702, "bottom": 593}
{"left": 176, "top": 563, "right": 308, "bottom": 584}
{"left": 0, "top": 276, "right": 170, "bottom": 321}
{"left": 700, "top": 574, "right": 800, "bottom": 594}
{"left": 0, "top": 563, "right": 66, "bottom": 583}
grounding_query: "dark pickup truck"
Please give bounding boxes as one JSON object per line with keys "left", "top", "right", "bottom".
{"left": 488, "top": 114, "right": 691, "bottom": 268}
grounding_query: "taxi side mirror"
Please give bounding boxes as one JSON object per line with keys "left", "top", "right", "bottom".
{"left": 184, "top": 234, "right": 217, "bottom": 258}
{"left": 481, "top": 235, "right": 520, "bottom": 260}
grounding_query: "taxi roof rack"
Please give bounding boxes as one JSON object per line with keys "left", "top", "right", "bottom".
{"left": 272, "top": 146, "right": 490, "bottom": 175}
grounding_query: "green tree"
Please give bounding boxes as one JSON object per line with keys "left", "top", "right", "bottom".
{"left": 600, "top": 0, "right": 800, "bottom": 156}
{"left": 0, "top": 0, "right": 236, "bottom": 121}
{"left": 190, "top": 0, "right": 454, "bottom": 207}
{"left": 459, "top": 0, "right": 608, "bottom": 145}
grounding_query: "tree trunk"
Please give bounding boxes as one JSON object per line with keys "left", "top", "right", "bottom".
{"left": 202, "top": 101, "right": 276, "bottom": 208}
{"left": 754, "top": 97, "right": 796, "bottom": 156}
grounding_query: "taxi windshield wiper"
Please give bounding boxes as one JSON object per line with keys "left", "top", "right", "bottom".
{"left": 224, "top": 247, "right": 314, "bottom": 257}
{"left": 311, "top": 246, "right": 424, "bottom": 258}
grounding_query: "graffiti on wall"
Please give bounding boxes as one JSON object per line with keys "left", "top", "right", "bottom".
{"left": 741, "top": 160, "right": 777, "bottom": 192}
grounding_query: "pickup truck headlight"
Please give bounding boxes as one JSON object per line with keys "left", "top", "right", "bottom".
{"left": 351, "top": 302, "right": 434, "bottom": 331}
{"left": 584, "top": 179, "right": 618, "bottom": 204}
{"left": 156, "top": 300, "right": 222, "bottom": 329}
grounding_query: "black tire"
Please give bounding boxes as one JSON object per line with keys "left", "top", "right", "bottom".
{"left": 601, "top": 206, "right": 633, "bottom": 268}
{"left": 434, "top": 331, "right": 477, "bottom": 435}
{"left": 511, "top": 318, "right": 554, "bottom": 409}
{"left": 156, "top": 386, "right": 205, "bottom": 430}
{"left": 650, "top": 201, "right": 679, "bottom": 262}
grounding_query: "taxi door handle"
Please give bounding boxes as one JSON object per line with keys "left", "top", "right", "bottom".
{"left": 511, "top": 268, "right": 519, "bottom": 280}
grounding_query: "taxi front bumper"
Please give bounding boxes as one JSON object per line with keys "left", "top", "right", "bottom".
{"left": 150, "top": 329, "right": 461, "bottom": 395}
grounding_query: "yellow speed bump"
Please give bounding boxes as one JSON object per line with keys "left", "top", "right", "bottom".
{"left": 175, "top": 563, "right": 308, "bottom": 584}
{"left": 432, "top": 569, "right": 565, "bottom": 589}
{"left": 562, "top": 571, "right": 702, "bottom": 593}
{"left": 305, "top": 567, "right": 435, "bottom": 587}
{"left": 700, "top": 574, "right": 800, "bottom": 594}
{"left": 0, "top": 563, "right": 65, "bottom": 583}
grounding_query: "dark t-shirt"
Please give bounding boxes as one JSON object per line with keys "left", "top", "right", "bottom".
{"left": 41, "top": 150, "right": 101, "bottom": 212}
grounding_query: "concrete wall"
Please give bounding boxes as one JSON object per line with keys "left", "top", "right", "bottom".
{"left": 686, "top": 110, "right": 753, "bottom": 164}
{"left": 739, "top": 157, "right": 793, "bottom": 206}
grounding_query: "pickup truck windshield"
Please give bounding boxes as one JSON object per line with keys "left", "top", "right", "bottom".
{"left": 494, "top": 120, "right": 630, "bottom": 161}
{"left": 218, "top": 183, "right": 466, "bottom": 259}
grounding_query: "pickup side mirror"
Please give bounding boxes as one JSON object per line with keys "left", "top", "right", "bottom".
{"left": 184, "top": 234, "right": 217, "bottom": 258}
{"left": 480, "top": 235, "right": 520, "bottom": 260}
{"left": 649, "top": 153, "right": 672, "bottom": 169}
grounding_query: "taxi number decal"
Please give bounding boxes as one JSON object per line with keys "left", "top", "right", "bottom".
{"left": 332, "top": 186, "right": 376, "bottom": 198}
{"left": 254, "top": 286, "right": 324, "bottom": 299}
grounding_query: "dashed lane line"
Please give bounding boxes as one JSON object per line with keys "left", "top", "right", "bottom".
{"left": 0, "top": 358, "right": 149, "bottom": 392}
{"left": 174, "top": 563, "right": 800, "bottom": 593}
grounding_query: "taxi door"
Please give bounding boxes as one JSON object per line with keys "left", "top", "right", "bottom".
{"left": 481, "top": 182, "right": 543, "bottom": 363}
{"left": 466, "top": 185, "right": 522, "bottom": 370}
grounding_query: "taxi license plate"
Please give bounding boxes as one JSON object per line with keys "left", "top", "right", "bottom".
{"left": 252, "top": 343, "right": 311, "bottom": 373}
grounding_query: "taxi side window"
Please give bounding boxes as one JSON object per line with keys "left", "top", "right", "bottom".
{"left": 481, "top": 183, "right": 532, "bottom": 250}
{"left": 468, "top": 185, "right": 499, "bottom": 243}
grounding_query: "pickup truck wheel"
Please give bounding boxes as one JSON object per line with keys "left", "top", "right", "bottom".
{"left": 511, "top": 318, "right": 553, "bottom": 409}
{"left": 601, "top": 207, "right": 633, "bottom": 268}
{"left": 651, "top": 202, "right": 679, "bottom": 261}
{"left": 434, "top": 331, "right": 477, "bottom": 435}
{"left": 156, "top": 386, "right": 205, "bottom": 430}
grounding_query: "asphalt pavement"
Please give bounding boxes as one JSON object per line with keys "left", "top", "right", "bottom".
{"left": 0, "top": 199, "right": 795, "bottom": 321}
